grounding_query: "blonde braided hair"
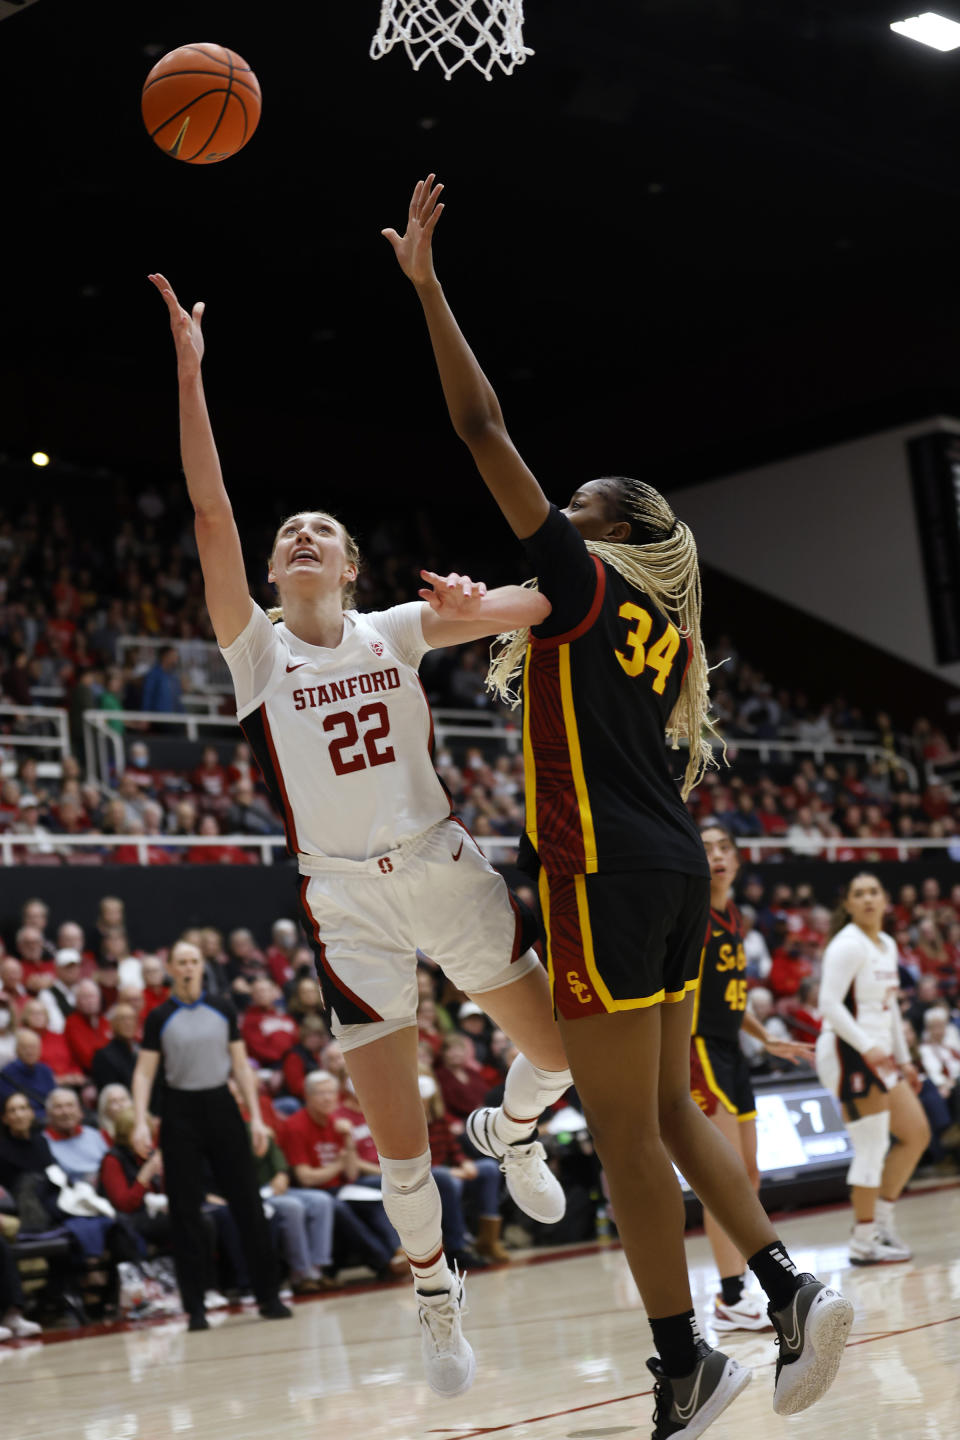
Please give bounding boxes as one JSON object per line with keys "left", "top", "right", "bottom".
{"left": 486, "top": 478, "right": 724, "bottom": 799}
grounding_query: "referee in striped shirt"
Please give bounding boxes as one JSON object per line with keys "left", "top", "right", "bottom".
{"left": 132, "top": 940, "right": 291, "bottom": 1331}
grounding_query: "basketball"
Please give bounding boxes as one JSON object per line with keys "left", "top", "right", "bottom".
{"left": 141, "top": 43, "right": 261, "bottom": 165}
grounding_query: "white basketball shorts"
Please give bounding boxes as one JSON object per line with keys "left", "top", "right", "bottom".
{"left": 296, "top": 817, "right": 539, "bottom": 1047}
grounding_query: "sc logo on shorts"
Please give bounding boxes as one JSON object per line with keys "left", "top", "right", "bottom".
{"left": 566, "top": 970, "right": 593, "bottom": 1004}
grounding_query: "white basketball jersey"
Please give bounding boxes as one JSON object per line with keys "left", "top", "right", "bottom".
{"left": 820, "top": 922, "right": 901, "bottom": 1051}
{"left": 221, "top": 602, "right": 450, "bottom": 862}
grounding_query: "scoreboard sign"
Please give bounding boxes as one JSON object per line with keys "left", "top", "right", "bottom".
{"left": 676, "top": 1079, "right": 852, "bottom": 1191}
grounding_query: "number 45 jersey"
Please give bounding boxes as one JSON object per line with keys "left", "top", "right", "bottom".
{"left": 221, "top": 602, "right": 450, "bottom": 862}
{"left": 520, "top": 505, "right": 709, "bottom": 881}
{"left": 691, "top": 901, "right": 749, "bottom": 1042}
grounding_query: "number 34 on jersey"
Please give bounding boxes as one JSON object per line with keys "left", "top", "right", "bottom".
{"left": 614, "top": 602, "right": 681, "bottom": 693}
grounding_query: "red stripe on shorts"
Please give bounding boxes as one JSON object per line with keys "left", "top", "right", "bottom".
{"left": 545, "top": 872, "right": 608, "bottom": 1019}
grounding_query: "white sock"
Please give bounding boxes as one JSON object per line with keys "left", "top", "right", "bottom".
{"left": 853, "top": 1220, "right": 876, "bottom": 1243}
{"left": 379, "top": 1149, "right": 451, "bottom": 1293}
{"left": 497, "top": 1053, "right": 573, "bottom": 1145}
{"left": 875, "top": 1198, "right": 895, "bottom": 1234}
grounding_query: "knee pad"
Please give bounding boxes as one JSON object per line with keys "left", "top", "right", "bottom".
{"left": 846, "top": 1110, "right": 890, "bottom": 1189}
{"left": 379, "top": 1149, "right": 441, "bottom": 1259}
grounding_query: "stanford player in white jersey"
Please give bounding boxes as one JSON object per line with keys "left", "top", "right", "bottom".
{"left": 816, "top": 873, "right": 929, "bottom": 1266}
{"left": 151, "top": 273, "right": 574, "bottom": 1396}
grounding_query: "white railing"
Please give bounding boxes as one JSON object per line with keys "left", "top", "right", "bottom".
{"left": 117, "top": 635, "right": 232, "bottom": 694}
{"left": 82, "top": 710, "right": 239, "bottom": 786}
{"left": 0, "top": 830, "right": 523, "bottom": 867}
{"left": 3, "top": 830, "right": 958, "bottom": 869}
{"left": 0, "top": 705, "right": 72, "bottom": 776}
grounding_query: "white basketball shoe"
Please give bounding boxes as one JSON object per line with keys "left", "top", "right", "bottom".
{"left": 465, "top": 1107, "right": 566, "bottom": 1224}
{"left": 416, "top": 1264, "right": 476, "bottom": 1398}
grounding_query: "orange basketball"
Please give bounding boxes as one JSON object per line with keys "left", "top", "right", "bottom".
{"left": 141, "top": 43, "right": 261, "bottom": 165}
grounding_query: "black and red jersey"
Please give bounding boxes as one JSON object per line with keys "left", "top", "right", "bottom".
{"left": 691, "top": 900, "right": 748, "bottom": 1042}
{"left": 520, "top": 506, "right": 708, "bottom": 881}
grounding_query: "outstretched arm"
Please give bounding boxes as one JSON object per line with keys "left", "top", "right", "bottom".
{"left": 417, "top": 569, "right": 551, "bottom": 647}
{"left": 383, "top": 177, "right": 549, "bottom": 541}
{"left": 149, "top": 273, "right": 252, "bottom": 648}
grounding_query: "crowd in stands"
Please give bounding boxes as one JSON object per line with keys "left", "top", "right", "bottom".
{"left": 1, "top": 867, "right": 959, "bottom": 1333}
{"left": 3, "top": 494, "right": 960, "bottom": 866}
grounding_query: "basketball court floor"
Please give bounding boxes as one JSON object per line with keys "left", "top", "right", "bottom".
{"left": 3, "top": 1182, "right": 958, "bottom": 1440}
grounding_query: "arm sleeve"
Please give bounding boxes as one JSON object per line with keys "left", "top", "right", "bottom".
{"left": 818, "top": 933, "right": 875, "bottom": 1053}
{"left": 141, "top": 1008, "right": 163, "bottom": 1054}
{"left": 219, "top": 604, "right": 284, "bottom": 717}
{"left": 217, "top": 999, "right": 240, "bottom": 1043}
{"left": 363, "top": 602, "right": 429, "bottom": 670}
{"left": 520, "top": 505, "right": 601, "bottom": 638}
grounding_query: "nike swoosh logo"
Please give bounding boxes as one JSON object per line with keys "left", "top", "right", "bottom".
{"left": 779, "top": 1292, "right": 802, "bottom": 1350}
{"left": 674, "top": 1361, "right": 704, "bottom": 1421}
{"left": 452, "top": 839, "right": 464, "bottom": 862}
{"left": 286, "top": 662, "right": 308, "bottom": 673}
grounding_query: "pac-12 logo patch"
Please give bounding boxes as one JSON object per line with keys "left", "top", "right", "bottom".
{"left": 370, "top": 641, "right": 384, "bottom": 657}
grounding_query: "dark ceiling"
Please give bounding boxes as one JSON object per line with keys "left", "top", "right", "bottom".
{"left": 4, "top": 0, "right": 960, "bottom": 521}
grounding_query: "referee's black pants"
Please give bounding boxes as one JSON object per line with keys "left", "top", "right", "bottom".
{"left": 160, "top": 1085, "right": 278, "bottom": 1317}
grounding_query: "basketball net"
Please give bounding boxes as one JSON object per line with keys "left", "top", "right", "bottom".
{"left": 370, "top": 0, "right": 532, "bottom": 81}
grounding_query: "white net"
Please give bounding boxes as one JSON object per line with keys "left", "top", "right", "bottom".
{"left": 370, "top": 0, "right": 532, "bottom": 81}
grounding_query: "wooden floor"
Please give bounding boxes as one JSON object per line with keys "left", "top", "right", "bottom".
{"left": 3, "top": 1183, "right": 959, "bottom": 1440}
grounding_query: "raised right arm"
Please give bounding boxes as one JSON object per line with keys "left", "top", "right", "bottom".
{"left": 149, "top": 273, "right": 253, "bottom": 648}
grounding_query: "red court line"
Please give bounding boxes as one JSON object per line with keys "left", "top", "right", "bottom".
{"left": 426, "top": 1312, "right": 960, "bottom": 1438}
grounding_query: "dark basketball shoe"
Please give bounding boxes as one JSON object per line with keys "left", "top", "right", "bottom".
{"left": 769, "top": 1274, "right": 854, "bottom": 1416}
{"left": 647, "top": 1341, "right": 751, "bottom": 1438}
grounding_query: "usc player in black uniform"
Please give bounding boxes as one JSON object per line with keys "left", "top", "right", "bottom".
{"left": 386, "top": 175, "right": 854, "bottom": 1438}
{"left": 692, "top": 824, "right": 814, "bottom": 1333}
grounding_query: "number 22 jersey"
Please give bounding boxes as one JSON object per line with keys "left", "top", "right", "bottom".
{"left": 221, "top": 602, "right": 449, "bottom": 863}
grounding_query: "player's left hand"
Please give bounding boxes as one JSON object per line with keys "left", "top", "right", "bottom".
{"left": 765, "top": 1038, "right": 816, "bottom": 1066}
{"left": 382, "top": 174, "right": 445, "bottom": 286}
{"left": 251, "top": 1118, "right": 269, "bottom": 1158}
{"left": 419, "top": 569, "right": 487, "bottom": 616}
{"left": 901, "top": 1061, "right": 922, "bottom": 1094}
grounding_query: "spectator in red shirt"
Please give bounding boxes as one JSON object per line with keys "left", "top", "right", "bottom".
{"left": 65, "top": 980, "right": 112, "bottom": 1076}
{"left": 767, "top": 935, "right": 814, "bottom": 1001}
{"left": 417, "top": 996, "right": 445, "bottom": 1060}
{"left": 98, "top": 1105, "right": 171, "bottom": 1248}
{"left": 191, "top": 745, "right": 229, "bottom": 804}
{"left": 783, "top": 977, "right": 822, "bottom": 1042}
{"left": 186, "top": 813, "right": 256, "bottom": 866}
{"left": 421, "top": 1070, "right": 507, "bottom": 1265}
{"left": 20, "top": 998, "right": 84, "bottom": 1085}
{"left": 0, "top": 959, "right": 29, "bottom": 1022}
{"left": 435, "top": 1033, "right": 492, "bottom": 1127}
{"left": 280, "top": 1072, "right": 404, "bottom": 1279}
{"left": 265, "top": 919, "right": 300, "bottom": 989}
{"left": 139, "top": 955, "right": 171, "bottom": 1021}
{"left": 280, "top": 1016, "right": 328, "bottom": 1102}
{"left": 240, "top": 978, "right": 298, "bottom": 1068}
{"left": 15, "top": 928, "right": 54, "bottom": 996}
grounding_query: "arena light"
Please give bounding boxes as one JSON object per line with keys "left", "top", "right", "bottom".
{"left": 890, "top": 13, "right": 960, "bottom": 50}
{"left": 30, "top": 451, "right": 50, "bottom": 467}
